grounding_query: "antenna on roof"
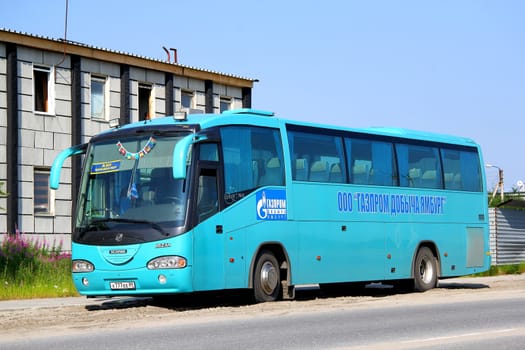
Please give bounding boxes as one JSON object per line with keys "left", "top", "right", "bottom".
{"left": 56, "top": 0, "right": 69, "bottom": 68}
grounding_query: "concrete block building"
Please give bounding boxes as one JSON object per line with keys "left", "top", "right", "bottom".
{"left": 0, "top": 28, "right": 255, "bottom": 248}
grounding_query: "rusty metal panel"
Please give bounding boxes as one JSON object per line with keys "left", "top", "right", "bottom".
{"left": 492, "top": 208, "right": 525, "bottom": 265}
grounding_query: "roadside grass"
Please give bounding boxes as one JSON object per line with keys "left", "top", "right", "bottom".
{"left": 0, "top": 232, "right": 78, "bottom": 300}
{"left": 470, "top": 262, "right": 525, "bottom": 277}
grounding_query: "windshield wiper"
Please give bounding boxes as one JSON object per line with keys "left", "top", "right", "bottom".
{"left": 77, "top": 219, "right": 110, "bottom": 239}
{"left": 88, "top": 218, "right": 169, "bottom": 236}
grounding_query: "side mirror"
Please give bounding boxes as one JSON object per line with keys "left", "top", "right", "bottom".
{"left": 172, "top": 134, "right": 207, "bottom": 179}
{"left": 50, "top": 144, "right": 87, "bottom": 189}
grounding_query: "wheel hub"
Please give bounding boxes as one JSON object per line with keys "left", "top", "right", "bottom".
{"left": 419, "top": 258, "right": 434, "bottom": 284}
{"left": 260, "top": 261, "right": 279, "bottom": 294}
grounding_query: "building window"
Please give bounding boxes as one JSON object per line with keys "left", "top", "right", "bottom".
{"left": 91, "top": 75, "right": 107, "bottom": 120}
{"left": 220, "top": 97, "right": 231, "bottom": 113}
{"left": 139, "top": 83, "right": 153, "bottom": 120}
{"left": 34, "top": 168, "right": 54, "bottom": 215}
{"left": 33, "top": 66, "right": 54, "bottom": 113}
{"left": 181, "top": 90, "right": 194, "bottom": 110}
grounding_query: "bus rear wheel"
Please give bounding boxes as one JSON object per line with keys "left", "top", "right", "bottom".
{"left": 413, "top": 247, "right": 438, "bottom": 292}
{"left": 253, "top": 250, "right": 281, "bottom": 302}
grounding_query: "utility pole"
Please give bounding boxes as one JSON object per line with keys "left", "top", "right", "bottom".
{"left": 486, "top": 164, "right": 504, "bottom": 202}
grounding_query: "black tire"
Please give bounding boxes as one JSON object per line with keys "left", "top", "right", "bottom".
{"left": 413, "top": 247, "right": 438, "bottom": 292}
{"left": 253, "top": 250, "right": 281, "bottom": 302}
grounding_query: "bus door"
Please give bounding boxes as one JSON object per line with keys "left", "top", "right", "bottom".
{"left": 191, "top": 159, "right": 225, "bottom": 291}
{"left": 224, "top": 228, "right": 246, "bottom": 289}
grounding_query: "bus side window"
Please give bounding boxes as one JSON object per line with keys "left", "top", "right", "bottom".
{"left": 199, "top": 143, "right": 219, "bottom": 161}
{"left": 458, "top": 150, "right": 482, "bottom": 192}
{"left": 329, "top": 163, "right": 343, "bottom": 183}
{"left": 260, "top": 157, "right": 284, "bottom": 186}
{"left": 288, "top": 130, "right": 346, "bottom": 183}
{"left": 346, "top": 138, "right": 396, "bottom": 186}
{"left": 370, "top": 141, "right": 395, "bottom": 186}
{"left": 197, "top": 168, "right": 218, "bottom": 223}
{"left": 309, "top": 160, "right": 329, "bottom": 182}
{"left": 295, "top": 158, "right": 309, "bottom": 181}
{"left": 221, "top": 126, "right": 284, "bottom": 196}
{"left": 396, "top": 144, "right": 442, "bottom": 189}
{"left": 441, "top": 148, "right": 482, "bottom": 192}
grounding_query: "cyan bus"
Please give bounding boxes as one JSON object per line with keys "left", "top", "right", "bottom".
{"left": 51, "top": 109, "right": 491, "bottom": 302}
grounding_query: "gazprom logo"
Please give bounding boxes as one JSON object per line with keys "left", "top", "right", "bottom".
{"left": 256, "top": 189, "right": 287, "bottom": 220}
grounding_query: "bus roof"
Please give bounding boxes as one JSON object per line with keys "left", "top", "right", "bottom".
{"left": 103, "top": 109, "right": 479, "bottom": 148}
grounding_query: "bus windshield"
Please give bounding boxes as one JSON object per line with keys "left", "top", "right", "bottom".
{"left": 74, "top": 133, "right": 191, "bottom": 243}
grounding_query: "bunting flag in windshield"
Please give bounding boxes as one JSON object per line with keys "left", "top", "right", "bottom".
{"left": 116, "top": 137, "right": 157, "bottom": 160}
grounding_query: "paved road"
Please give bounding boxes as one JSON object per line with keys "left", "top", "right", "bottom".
{"left": 1, "top": 275, "right": 524, "bottom": 349}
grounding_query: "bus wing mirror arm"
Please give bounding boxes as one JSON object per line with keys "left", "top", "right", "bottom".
{"left": 172, "top": 134, "right": 207, "bottom": 179}
{"left": 50, "top": 144, "right": 87, "bottom": 189}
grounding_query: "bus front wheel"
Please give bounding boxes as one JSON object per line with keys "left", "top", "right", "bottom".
{"left": 253, "top": 250, "right": 281, "bottom": 302}
{"left": 413, "top": 247, "right": 438, "bottom": 292}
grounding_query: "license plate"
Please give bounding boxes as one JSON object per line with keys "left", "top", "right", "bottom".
{"left": 109, "top": 281, "right": 136, "bottom": 290}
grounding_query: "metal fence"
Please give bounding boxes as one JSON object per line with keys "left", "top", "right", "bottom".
{"left": 489, "top": 208, "right": 525, "bottom": 265}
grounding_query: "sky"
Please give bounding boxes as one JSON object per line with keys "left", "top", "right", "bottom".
{"left": 2, "top": 0, "right": 524, "bottom": 191}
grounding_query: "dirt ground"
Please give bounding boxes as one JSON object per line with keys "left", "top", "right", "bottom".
{"left": 1, "top": 274, "right": 524, "bottom": 342}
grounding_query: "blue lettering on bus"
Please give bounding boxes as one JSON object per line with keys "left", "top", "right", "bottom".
{"left": 337, "top": 191, "right": 446, "bottom": 216}
{"left": 256, "top": 189, "right": 287, "bottom": 220}
{"left": 356, "top": 192, "right": 389, "bottom": 214}
{"left": 337, "top": 192, "right": 353, "bottom": 212}
{"left": 390, "top": 194, "right": 447, "bottom": 216}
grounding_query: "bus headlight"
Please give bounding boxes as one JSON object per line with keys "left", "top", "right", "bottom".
{"left": 72, "top": 260, "right": 94, "bottom": 273}
{"left": 147, "top": 256, "right": 187, "bottom": 270}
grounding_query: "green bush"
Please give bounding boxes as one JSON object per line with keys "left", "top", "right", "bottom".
{"left": 0, "top": 231, "right": 78, "bottom": 300}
